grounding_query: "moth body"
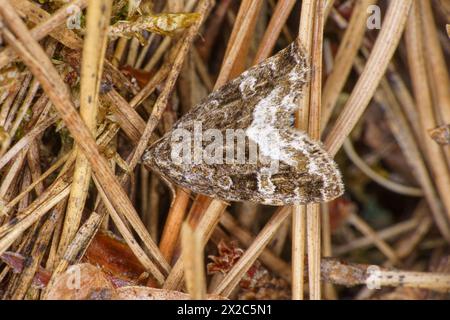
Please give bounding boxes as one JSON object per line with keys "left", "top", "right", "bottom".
{"left": 143, "top": 40, "right": 344, "bottom": 205}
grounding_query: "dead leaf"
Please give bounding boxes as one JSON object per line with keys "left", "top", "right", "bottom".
{"left": 1, "top": 251, "right": 51, "bottom": 289}
{"left": 45, "top": 263, "right": 227, "bottom": 300}
{"left": 113, "top": 286, "right": 226, "bottom": 300}
{"left": 45, "top": 263, "right": 113, "bottom": 300}
{"left": 109, "top": 13, "right": 201, "bottom": 44}
{"left": 84, "top": 231, "right": 150, "bottom": 287}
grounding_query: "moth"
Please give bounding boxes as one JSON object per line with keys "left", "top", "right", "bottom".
{"left": 143, "top": 39, "right": 344, "bottom": 206}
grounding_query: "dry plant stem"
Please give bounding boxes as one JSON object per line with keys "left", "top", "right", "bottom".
{"left": 236, "top": 202, "right": 259, "bottom": 231}
{"left": 305, "top": 1, "right": 324, "bottom": 300}
{"left": 60, "top": 53, "right": 144, "bottom": 140}
{"left": 420, "top": 1, "right": 450, "bottom": 162}
{"left": 229, "top": 0, "right": 264, "bottom": 81}
{"left": 192, "top": 48, "right": 214, "bottom": 91}
{"left": 419, "top": 1, "right": 450, "bottom": 113}
{"left": 215, "top": 0, "right": 263, "bottom": 88}
{"left": 351, "top": 53, "right": 450, "bottom": 241}
{"left": 0, "top": 115, "right": 57, "bottom": 172}
{"left": 11, "top": 201, "right": 64, "bottom": 299}
{"left": 91, "top": 175, "right": 166, "bottom": 284}
{"left": 270, "top": 216, "right": 290, "bottom": 256}
{"left": 144, "top": 38, "right": 172, "bottom": 72}
{"left": 321, "top": 258, "right": 450, "bottom": 292}
{"left": 267, "top": 0, "right": 294, "bottom": 44}
{"left": 0, "top": 178, "right": 71, "bottom": 255}
{"left": 129, "top": 64, "right": 170, "bottom": 109}
{"left": 347, "top": 212, "right": 399, "bottom": 265}
{"left": 9, "top": 0, "right": 139, "bottom": 99}
{"left": 386, "top": 65, "right": 423, "bottom": 145}
{"left": 168, "top": 0, "right": 184, "bottom": 13}
{"left": 159, "top": 188, "right": 191, "bottom": 262}
{"left": 0, "top": 164, "right": 72, "bottom": 238}
{"left": 10, "top": 0, "right": 85, "bottom": 49}
{"left": 405, "top": 2, "right": 450, "bottom": 224}
{"left": 127, "top": 38, "right": 140, "bottom": 67}
{"left": 2, "top": 72, "right": 32, "bottom": 136}
{"left": 323, "top": 39, "right": 334, "bottom": 74}
{"left": 3, "top": 152, "right": 72, "bottom": 216}
{"left": 4, "top": 128, "right": 113, "bottom": 225}
{"left": 213, "top": 207, "right": 291, "bottom": 297}
{"left": 296, "top": 0, "right": 315, "bottom": 130}
{"left": 46, "top": 208, "right": 65, "bottom": 271}
{"left": 324, "top": 0, "right": 336, "bottom": 19}
{"left": 0, "top": 0, "right": 88, "bottom": 69}
{"left": 103, "top": 91, "right": 146, "bottom": 143}
{"left": 26, "top": 142, "right": 46, "bottom": 197}
{"left": 219, "top": 211, "right": 291, "bottom": 282}
{"left": 343, "top": 139, "right": 423, "bottom": 197}
{"left": 334, "top": 217, "right": 420, "bottom": 255}
{"left": 112, "top": 38, "right": 128, "bottom": 67}
{"left": 0, "top": 1, "right": 169, "bottom": 280}
{"left": 59, "top": 0, "right": 113, "bottom": 258}
{"left": 354, "top": 212, "right": 435, "bottom": 299}
{"left": 148, "top": 174, "right": 160, "bottom": 240}
{"left": 163, "top": 199, "right": 227, "bottom": 291}
{"left": 373, "top": 270, "right": 450, "bottom": 292}
{"left": 321, "top": 204, "right": 337, "bottom": 300}
{"left": 0, "top": 91, "right": 50, "bottom": 200}
{"left": 329, "top": 7, "right": 350, "bottom": 29}
{"left": 196, "top": 0, "right": 232, "bottom": 60}
{"left": 43, "top": 211, "right": 104, "bottom": 298}
{"left": 0, "top": 83, "right": 20, "bottom": 128}
{"left": 306, "top": 205, "right": 321, "bottom": 297}
{"left": 4, "top": 192, "right": 51, "bottom": 300}
{"left": 127, "top": 0, "right": 210, "bottom": 171}
{"left": 2, "top": 77, "right": 42, "bottom": 155}
{"left": 253, "top": 0, "right": 296, "bottom": 64}
{"left": 0, "top": 91, "right": 51, "bottom": 161}
{"left": 135, "top": 34, "right": 155, "bottom": 69}
{"left": 142, "top": 0, "right": 199, "bottom": 71}
{"left": 292, "top": 0, "right": 316, "bottom": 301}
{"left": 394, "top": 205, "right": 432, "bottom": 259}
{"left": 14, "top": 15, "right": 161, "bottom": 276}
{"left": 0, "top": 156, "right": 26, "bottom": 215}
{"left": 321, "top": 0, "right": 377, "bottom": 128}
{"left": 181, "top": 223, "right": 206, "bottom": 299}
{"left": 324, "top": 0, "right": 413, "bottom": 156}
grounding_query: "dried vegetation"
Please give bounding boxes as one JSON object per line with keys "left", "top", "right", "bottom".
{"left": 0, "top": 0, "right": 449, "bottom": 300}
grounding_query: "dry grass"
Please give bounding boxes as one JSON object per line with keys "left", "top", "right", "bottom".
{"left": 0, "top": 0, "right": 449, "bottom": 301}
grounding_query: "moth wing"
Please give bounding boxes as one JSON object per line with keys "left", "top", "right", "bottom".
{"left": 143, "top": 40, "right": 344, "bottom": 205}
{"left": 172, "top": 40, "right": 309, "bottom": 130}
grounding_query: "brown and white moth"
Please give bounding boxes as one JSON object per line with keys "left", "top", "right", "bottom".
{"left": 142, "top": 39, "right": 344, "bottom": 206}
